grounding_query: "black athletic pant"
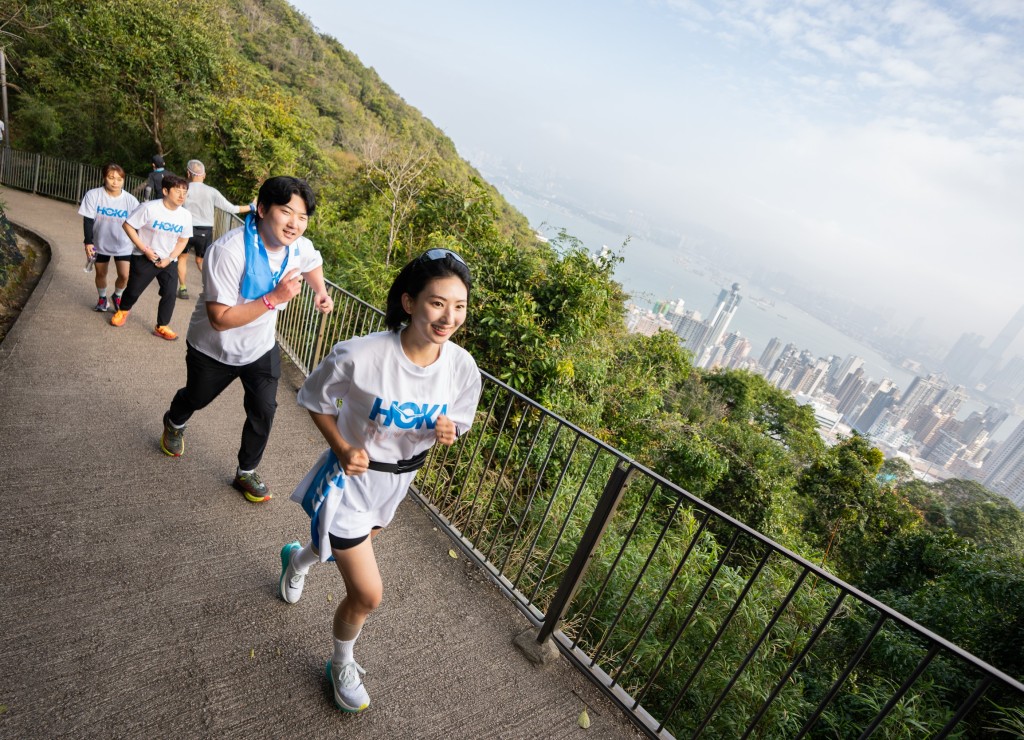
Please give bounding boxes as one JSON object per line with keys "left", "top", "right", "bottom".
{"left": 119, "top": 255, "right": 177, "bottom": 326}
{"left": 166, "top": 343, "right": 281, "bottom": 471}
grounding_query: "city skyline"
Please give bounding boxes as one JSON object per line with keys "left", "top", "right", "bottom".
{"left": 626, "top": 288, "right": 1024, "bottom": 500}
{"left": 290, "top": 0, "right": 1024, "bottom": 349}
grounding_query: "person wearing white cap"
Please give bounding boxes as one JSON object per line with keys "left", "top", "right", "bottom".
{"left": 179, "top": 159, "right": 253, "bottom": 300}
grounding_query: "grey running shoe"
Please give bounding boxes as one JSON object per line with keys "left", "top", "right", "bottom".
{"left": 161, "top": 414, "right": 185, "bottom": 457}
{"left": 233, "top": 470, "right": 271, "bottom": 503}
{"left": 93, "top": 297, "right": 109, "bottom": 312}
{"left": 177, "top": 285, "right": 190, "bottom": 299}
{"left": 279, "top": 541, "right": 305, "bottom": 604}
{"left": 326, "top": 659, "right": 370, "bottom": 713}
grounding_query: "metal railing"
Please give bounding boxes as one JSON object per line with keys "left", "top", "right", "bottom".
{"left": 280, "top": 282, "right": 1024, "bottom": 740}
{"left": 0, "top": 147, "right": 146, "bottom": 204}
{"left": 6, "top": 147, "right": 1023, "bottom": 739}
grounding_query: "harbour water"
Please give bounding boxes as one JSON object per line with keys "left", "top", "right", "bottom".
{"left": 501, "top": 188, "right": 916, "bottom": 389}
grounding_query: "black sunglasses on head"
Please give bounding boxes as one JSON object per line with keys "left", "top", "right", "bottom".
{"left": 419, "top": 248, "right": 466, "bottom": 266}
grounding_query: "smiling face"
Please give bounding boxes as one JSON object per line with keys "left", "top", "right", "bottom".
{"left": 257, "top": 194, "right": 309, "bottom": 249}
{"left": 401, "top": 276, "right": 469, "bottom": 354}
{"left": 103, "top": 171, "right": 124, "bottom": 196}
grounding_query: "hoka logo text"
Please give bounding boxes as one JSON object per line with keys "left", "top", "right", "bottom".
{"left": 368, "top": 398, "right": 448, "bottom": 429}
{"left": 97, "top": 206, "right": 129, "bottom": 218}
{"left": 152, "top": 220, "right": 183, "bottom": 233}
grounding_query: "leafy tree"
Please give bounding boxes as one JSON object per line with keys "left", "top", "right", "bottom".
{"left": 703, "top": 369, "right": 824, "bottom": 464}
{"left": 355, "top": 131, "right": 434, "bottom": 265}
{"left": 863, "top": 528, "right": 1024, "bottom": 679}
{"left": 36, "top": 0, "right": 225, "bottom": 154}
{"left": 204, "top": 84, "right": 327, "bottom": 197}
{"left": 879, "top": 455, "right": 914, "bottom": 485}
{"left": 598, "top": 329, "right": 694, "bottom": 455}
{"left": 797, "top": 434, "right": 917, "bottom": 579}
{"left": 924, "top": 479, "right": 1024, "bottom": 552}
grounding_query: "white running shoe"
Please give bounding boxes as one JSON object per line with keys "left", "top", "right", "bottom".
{"left": 279, "top": 541, "right": 305, "bottom": 604}
{"left": 326, "top": 659, "right": 370, "bottom": 713}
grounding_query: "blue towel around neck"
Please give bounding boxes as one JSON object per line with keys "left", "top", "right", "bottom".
{"left": 240, "top": 212, "right": 290, "bottom": 300}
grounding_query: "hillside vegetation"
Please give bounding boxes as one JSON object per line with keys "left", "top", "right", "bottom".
{"left": 5, "top": 1, "right": 1023, "bottom": 733}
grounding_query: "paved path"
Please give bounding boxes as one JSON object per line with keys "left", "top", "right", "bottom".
{"left": 0, "top": 187, "right": 640, "bottom": 739}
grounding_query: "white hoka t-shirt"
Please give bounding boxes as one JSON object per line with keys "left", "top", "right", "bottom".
{"left": 185, "top": 225, "right": 324, "bottom": 366}
{"left": 125, "top": 200, "right": 193, "bottom": 260}
{"left": 77, "top": 187, "right": 140, "bottom": 256}
{"left": 292, "top": 330, "right": 482, "bottom": 538}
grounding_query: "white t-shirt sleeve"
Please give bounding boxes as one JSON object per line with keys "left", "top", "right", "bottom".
{"left": 297, "top": 341, "right": 353, "bottom": 416}
{"left": 213, "top": 189, "right": 236, "bottom": 213}
{"left": 78, "top": 189, "right": 98, "bottom": 219}
{"left": 126, "top": 201, "right": 150, "bottom": 230}
{"left": 203, "top": 236, "right": 245, "bottom": 306}
{"left": 298, "top": 240, "right": 324, "bottom": 274}
{"left": 448, "top": 351, "right": 482, "bottom": 437}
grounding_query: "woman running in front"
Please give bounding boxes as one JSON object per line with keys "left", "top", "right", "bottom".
{"left": 278, "top": 248, "right": 481, "bottom": 713}
{"left": 79, "top": 163, "right": 140, "bottom": 312}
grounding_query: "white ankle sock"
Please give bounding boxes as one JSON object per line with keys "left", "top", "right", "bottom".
{"left": 292, "top": 541, "right": 318, "bottom": 573}
{"left": 333, "top": 634, "right": 359, "bottom": 666}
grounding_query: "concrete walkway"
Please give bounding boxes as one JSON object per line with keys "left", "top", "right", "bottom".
{"left": 0, "top": 187, "right": 641, "bottom": 739}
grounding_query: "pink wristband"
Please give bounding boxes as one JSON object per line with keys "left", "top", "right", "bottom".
{"left": 262, "top": 295, "right": 276, "bottom": 311}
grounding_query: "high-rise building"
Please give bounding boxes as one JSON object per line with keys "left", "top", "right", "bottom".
{"left": 934, "top": 385, "right": 968, "bottom": 416}
{"left": 987, "top": 355, "right": 1024, "bottom": 401}
{"left": 793, "top": 357, "right": 831, "bottom": 397}
{"left": 674, "top": 312, "right": 707, "bottom": 352}
{"left": 983, "top": 421, "right": 1024, "bottom": 508}
{"left": 987, "top": 304, "right": 1024, "bottom": 364}
{"left": 854, "top": 382, "right": 899, "bottom": 434}
{"left": 958, "top": 406, "right": 1008, "bottom": 445}
{"left": 718, "top": 332, "right": 751, "bottom": 369}
{"left": 835, "top": 368, "right": 867, "bottom": 415}
{"left": 897, "top": 373, "right": 948, "bottom": 419}
{"left": 969, "top": 305, "right": 1024, "bottom": 388}
{"left": 827, "top": 355, "right": 864, "bottom": 396}
{"left": 759, "top": 337, "right": 782, "bottom": 372}
{"left": 925, "top": 430, "right": 965, "bottom": 468}
{"left": 943, "top": 332, "right": 984, "bottom": 385}
{"left": 699, "top": 283, "right": 742, "bottom": 354}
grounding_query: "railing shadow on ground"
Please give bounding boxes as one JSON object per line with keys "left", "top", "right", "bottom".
{"left": 4, "top": 146, "right": 1022, "bottom": 740}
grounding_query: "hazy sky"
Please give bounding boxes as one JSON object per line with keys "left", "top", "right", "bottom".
{"left": 289, "top": 0, "right": 1024, "bottom": 345}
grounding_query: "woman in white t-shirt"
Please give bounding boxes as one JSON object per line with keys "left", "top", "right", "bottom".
{"left": 279, "top": 249, "right": 481, "bottom": 713}
{"left": 78, "top": 163, "right": 140, "bottom": 312}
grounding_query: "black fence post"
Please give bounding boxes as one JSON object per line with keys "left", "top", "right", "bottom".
{"left": 536, "top": 459, "right": 633, "bottom": 645}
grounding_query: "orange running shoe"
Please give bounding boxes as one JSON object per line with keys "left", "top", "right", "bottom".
{"left": 110, "top": 309, "right": 130, "bottom": 327}
{"left": 153, "top": 325, "right": 178, "bottom": 341}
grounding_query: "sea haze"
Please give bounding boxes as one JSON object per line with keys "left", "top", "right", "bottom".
{"left": 500, "top": 186, "right": 916, "bottom": 390}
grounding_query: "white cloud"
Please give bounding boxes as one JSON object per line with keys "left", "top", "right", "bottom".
{"left": 993, "top": 96, "right": 1024, "bottom": 131}
{"left": 879, "top": 57, "right": 934, "bottom": 87}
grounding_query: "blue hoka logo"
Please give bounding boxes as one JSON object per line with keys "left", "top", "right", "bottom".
{"left": 96, "top": 206, "right": 129, "bottom": 218}
{"left": 152, "top": 220, "right": 184, "bottom": 233}
{"left": 368, "top": 398, "right": 448, "bottom": 429}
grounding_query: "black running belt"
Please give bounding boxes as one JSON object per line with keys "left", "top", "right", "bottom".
{"left": 367, "top": 448, "right": 430, "bottom": 474}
